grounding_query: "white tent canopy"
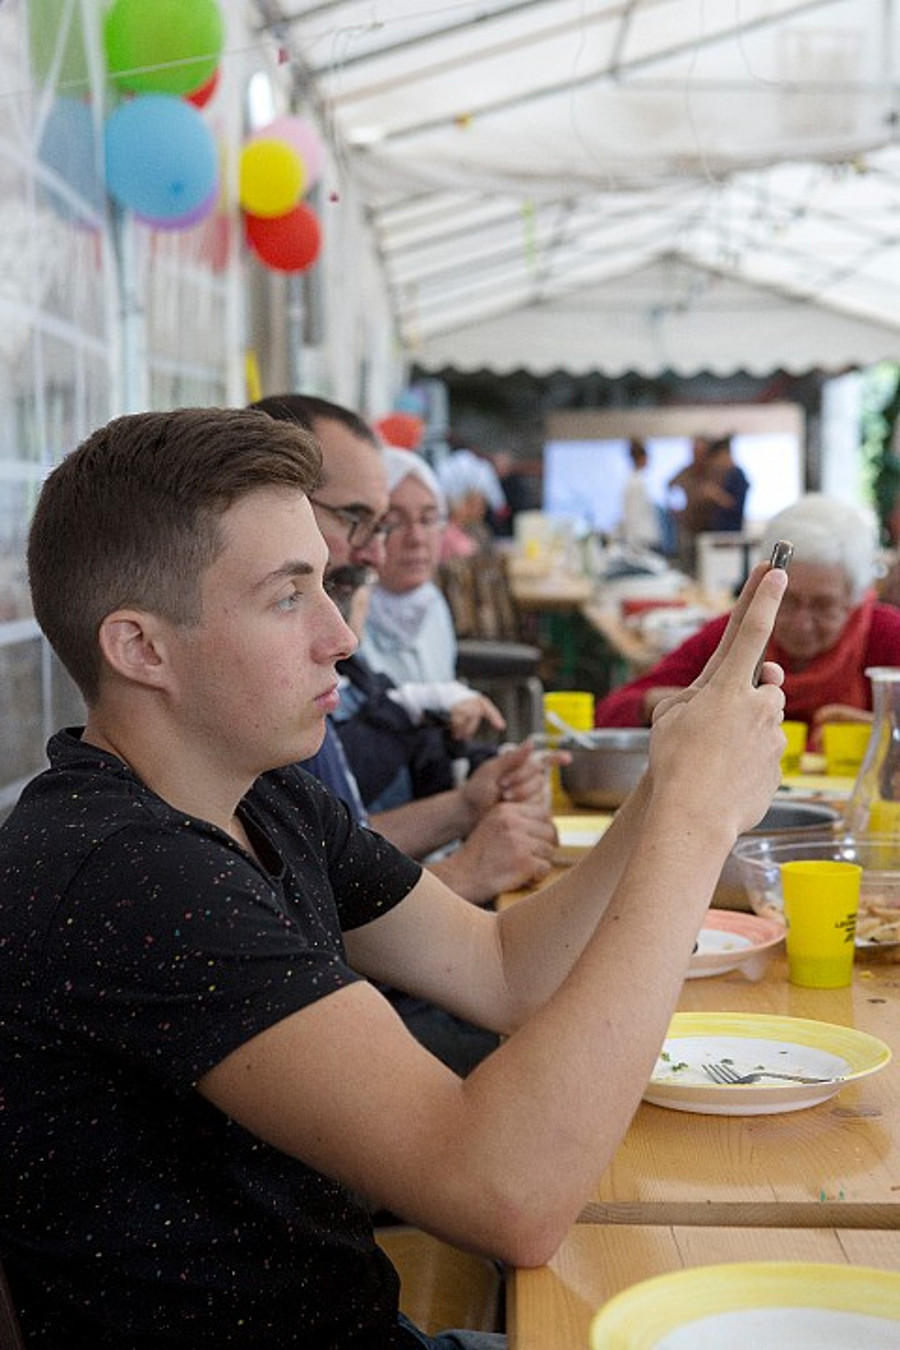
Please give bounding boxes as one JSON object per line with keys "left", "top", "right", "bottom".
{"left": 266, "top": 0, "right": 900, "bottom": 374}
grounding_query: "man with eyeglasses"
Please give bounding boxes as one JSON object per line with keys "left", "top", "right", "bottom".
{"left": 249, "top": 396, "right": 555, "bottom": 878}
{"left": 250, "top": 396, "right": 563, "bottom": 1074}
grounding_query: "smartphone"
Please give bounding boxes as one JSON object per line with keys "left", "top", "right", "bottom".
{"left": 768, "top": 539, "right": 794, "bottom": 573}
{"left": 752, "top": 538, "right": 793, "bottom": 685}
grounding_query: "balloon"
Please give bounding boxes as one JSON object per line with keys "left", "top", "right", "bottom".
{"left": 105, "top": 0, "right": 224, "bottom": 96}
{"left": 395, "top": 388, "right": 427, "bottom": 415}
{"left": 260, "top": 116, "right": 325, "bottom": 189}
{"left": 38, "top": 97, "right": 105, "bottom": 227}
{"left": 238, "top": 139, "right": 304, "bottom": 218}
{"left": 245, "top": 203, "right": 322, "bottom": 273}
{"left": 105, "top": 95, "right": 218, "bottom": 221}
{"left": 136, "top": 182, "right": 218, "bottom": 231}
{"left": 185, "top": 67, "right": 220, "bottom": 108}
{"left": 376, "top": 413, "right": 425, "bottom": 451}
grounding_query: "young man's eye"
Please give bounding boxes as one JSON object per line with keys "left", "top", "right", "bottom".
{"left": 275, "top": 589, "right": 302, "bottom": 611}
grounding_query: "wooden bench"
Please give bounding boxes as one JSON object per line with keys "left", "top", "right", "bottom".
{"left": 375, "top": 1226, "right": 502, "bottom": 1336}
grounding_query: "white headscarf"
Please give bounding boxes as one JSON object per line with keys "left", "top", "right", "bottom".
{"left": 437, "top": 449, "right": 506, "bottom": 512}
{"left": 383, "top": 447, "right": 446, "bottom": 512}
{"left": 366, "top": 448, "right": 447, "bottom": 654}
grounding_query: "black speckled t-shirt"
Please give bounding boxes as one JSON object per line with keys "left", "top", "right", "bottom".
{"left": 0, "top": 730, "right": 423, "bottom": 1348}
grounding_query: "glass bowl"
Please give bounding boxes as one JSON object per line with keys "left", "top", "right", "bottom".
{"left": 732, "top": 832, "right": 900, "bottom": 949}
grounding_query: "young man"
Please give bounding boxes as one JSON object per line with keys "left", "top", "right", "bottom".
{"left": 0, "top": 407, "right": 788, "bottom": 1348}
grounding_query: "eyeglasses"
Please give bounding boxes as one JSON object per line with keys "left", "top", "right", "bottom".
{"left": 309, "top": 498, "right": 397, "bottom": 548}
{"left": 383, "top": 508, "right": 447, "bottom": 533}
{"left": 778, "top": 593, "right": 851, "bottom": 623}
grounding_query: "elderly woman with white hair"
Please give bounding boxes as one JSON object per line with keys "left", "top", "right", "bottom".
{"left": 594, "top": 493, "right": 900, "bottom": 744}
{"left": 359, "top": 448, "right": 504, "bottom": 741}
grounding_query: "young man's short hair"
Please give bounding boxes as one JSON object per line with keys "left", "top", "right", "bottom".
{"left": 28, "top": 406, "right": 322, "bottom": 703}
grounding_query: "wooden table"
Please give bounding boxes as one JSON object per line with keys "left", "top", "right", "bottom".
{"left": 578, "top": 951, "right": 900, "bottom": 1229}
{"left": 506, "top": 567, "right": 594, "bottom": 614}
{"left": 502, "top": 798, "right": 899, "bottom": 1344}
{"left": 581, "top": 584, "right": 729, "bottom": 684}
{"left": 508, "top": 1224, "right": 900, "bottom": 1349}
{"left": 497, "top": 880, "right": 900, "bottom": 1228}
{"left": 581, "top": 600, "right": 662, "bottom": 678}
{"left": 507, "top": 569, "right": 596, "bottom": 685}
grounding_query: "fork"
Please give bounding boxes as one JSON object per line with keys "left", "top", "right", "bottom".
{"left": 702, "top": 1061, "right": 835, "bottom": 1086}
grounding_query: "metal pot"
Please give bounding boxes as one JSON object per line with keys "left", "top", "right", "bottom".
{"left": 559, "top": 730, "right": 841, "bottom": 907}
{"left": 715, "top": 801, "right": 843, "bottom": 910}
{"left": 559, "top": 729, "right": 651, "bottom": 809}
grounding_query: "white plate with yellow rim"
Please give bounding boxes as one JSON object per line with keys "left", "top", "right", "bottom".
{"left": 552, "top": 813, "right": 612, "bottom": 862}
{"left": 589, "top": 1261, "right": 900, "bottom": 1348}
{"left": 644, "top": 1012, "right": 890, "bottom": 1115}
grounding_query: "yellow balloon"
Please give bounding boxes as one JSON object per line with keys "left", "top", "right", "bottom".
{"left": 239, "top": 139, "right": 305, "bottom": 218}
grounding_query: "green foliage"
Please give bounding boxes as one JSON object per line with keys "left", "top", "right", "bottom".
{"left": 861, "top": 362, "right": 900, "bottom": 541}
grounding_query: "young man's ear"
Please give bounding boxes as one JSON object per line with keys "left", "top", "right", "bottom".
{"left": 97, "top": 610, "right": 171, "bottom": 690}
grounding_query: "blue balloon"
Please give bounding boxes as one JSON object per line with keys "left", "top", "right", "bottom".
{"left": 104, "top": 94, "right": 217, "bottom": 220}
{"left": 38, "top": 97, "right": 105, "bottom": 226}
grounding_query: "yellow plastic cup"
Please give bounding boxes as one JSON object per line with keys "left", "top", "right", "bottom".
{"left": 543, "top": 690, "right": 594, "bottom": 738}
{"left": 780, "top": 720, "right": 808, "bottom": 776}
{"left": 822, "top": 721, "right": 872, "bottom": 777}
{"left": 780, "top": 859, "right": 862, "bottom": 988}
{"left": 543, "top": 691, "right": 594, "bottom": 809}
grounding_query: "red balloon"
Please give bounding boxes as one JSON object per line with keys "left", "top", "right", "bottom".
{"left": 376, "top": 413, "right": 425, "bottom": 450}
{"left": 245, "top": 202, "right": 321, "bottom": 272}
{"left": 185, "top": 67, "right": 220, "bottom": 108}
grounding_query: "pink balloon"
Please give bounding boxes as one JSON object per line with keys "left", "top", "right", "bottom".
{"left": 257, "top": 116, "right": 324, "bottom": 189}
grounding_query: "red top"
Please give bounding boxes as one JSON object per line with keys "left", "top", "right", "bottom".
{"left": 594, "top": 598, "right": 900, "bottom": 727}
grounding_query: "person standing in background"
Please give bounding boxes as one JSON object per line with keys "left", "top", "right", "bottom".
{"left": 667, "top": 435, "right": 713, "bottom": 575}
{"left": 619, "top": 439, "right": 662, "bottom": 552}
{"left": 705, "top": 435, "right": 750, "bottom": 533}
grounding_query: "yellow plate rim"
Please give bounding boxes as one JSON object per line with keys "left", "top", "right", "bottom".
{"left": 589, "top": 1260, "right": 900, "bottom": 1348}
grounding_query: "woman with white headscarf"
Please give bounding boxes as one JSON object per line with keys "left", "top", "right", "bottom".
{"left": 359, "top": 447, "right": 463, "bottom": 686}
{"left": 437, "top": 448, "right": 506, "bottom": 561}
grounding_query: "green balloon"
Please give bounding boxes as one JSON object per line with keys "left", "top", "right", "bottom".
{"left": 104, "top": 0, "right": 224, "bottom": 97}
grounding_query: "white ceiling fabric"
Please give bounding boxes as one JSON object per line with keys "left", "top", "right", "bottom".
{"left": 267, "top": 0, "right": 900, "bottom": 375}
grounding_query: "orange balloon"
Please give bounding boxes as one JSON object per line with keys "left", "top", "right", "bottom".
{"left": 376, "top": 413, "right": 425, "bottom": 450}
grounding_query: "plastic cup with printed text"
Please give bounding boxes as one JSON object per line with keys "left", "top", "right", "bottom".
{"left": 780, "top": 859, "right": 862, "bottom": 988}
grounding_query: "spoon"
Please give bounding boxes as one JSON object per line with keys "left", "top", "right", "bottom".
{"left": 544, "top": 709, "right": 595, "bottom": 749}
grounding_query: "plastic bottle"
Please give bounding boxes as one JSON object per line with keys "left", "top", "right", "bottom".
{"left": 845, "top": 667, "right": 900, "bottom": 835}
